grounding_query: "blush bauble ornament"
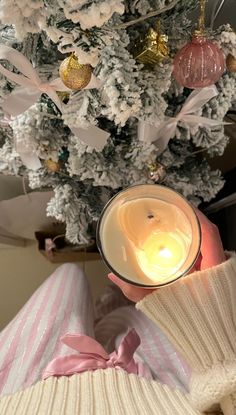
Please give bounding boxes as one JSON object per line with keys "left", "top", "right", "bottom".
{"left": 173, "top": 34, "right": 225, "bottom": 89}
{"left": 172, "top": 0, "right": 225, "bottom": 89}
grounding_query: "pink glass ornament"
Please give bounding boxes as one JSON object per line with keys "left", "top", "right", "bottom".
{"left": 173, "top": 35, "right": 225, "bottom": 89}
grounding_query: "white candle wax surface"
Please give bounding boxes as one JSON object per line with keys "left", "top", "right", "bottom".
{"left": 101, "top": 196, "right": 193, "bottom": 286}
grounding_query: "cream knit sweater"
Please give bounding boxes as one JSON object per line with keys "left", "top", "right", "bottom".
{"left": 1, "top": 256, "right": 236, "bottom": 415}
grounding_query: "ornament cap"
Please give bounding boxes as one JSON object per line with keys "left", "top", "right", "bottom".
{"left": 148, "top": 162, "right": 166, "bottom": 183}
{"left": 192, "top": 30, "right": 206, "bottom": 40}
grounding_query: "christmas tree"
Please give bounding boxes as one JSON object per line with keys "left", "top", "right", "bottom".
{"left": 0, "top": 0, "right": 235, "bottom": 244}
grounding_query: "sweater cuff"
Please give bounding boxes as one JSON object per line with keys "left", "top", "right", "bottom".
{"left": 136, "top": 255, "right": 236, "bottom": 373}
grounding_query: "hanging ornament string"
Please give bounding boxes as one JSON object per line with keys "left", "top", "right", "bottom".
{"left": 210, "top": 0, "right": 227, "bottom": 28}
{"left": 138, "top": 86, "right": 230, "bottom": 155}
{"left": 198, "top": 0, "right": 206, "bottom": 35}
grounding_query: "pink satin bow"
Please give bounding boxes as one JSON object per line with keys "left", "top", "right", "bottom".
{"left": 42, "top": 329, "right": 142, "bottom": 380}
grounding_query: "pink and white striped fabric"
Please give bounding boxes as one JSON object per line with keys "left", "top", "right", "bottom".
{"left": 0, "top": 264, "right": 190, "bottom": 398}
{"left": 0, "top": 264, "right": 94, "bottom": 397}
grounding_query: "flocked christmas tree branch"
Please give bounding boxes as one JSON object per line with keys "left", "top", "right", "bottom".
{"left": 0, "top": 0, "right": 234, "bottom": 244}
{"left": 110, "top": 0, "right": 180, "bottom": 29}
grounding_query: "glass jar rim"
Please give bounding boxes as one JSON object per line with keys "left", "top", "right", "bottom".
{"left": 96, "top": 184, "right": 201, "bottom": 288}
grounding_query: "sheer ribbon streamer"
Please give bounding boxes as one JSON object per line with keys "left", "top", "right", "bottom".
{"left": 0, "top": 46, "right": 109, "bottom": 169}
{"left": 138, "top": 86, "right": 228, "bottom": 155}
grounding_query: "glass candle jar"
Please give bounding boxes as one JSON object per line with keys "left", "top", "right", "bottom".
{"left": 97, "top": 184, "right": 201, "bottom": 288}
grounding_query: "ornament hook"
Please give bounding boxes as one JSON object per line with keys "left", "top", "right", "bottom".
{"left": 198, "top": 0, "right": 206, "bottom": 34}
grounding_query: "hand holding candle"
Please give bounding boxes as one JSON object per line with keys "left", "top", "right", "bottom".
{"left": 108, "top": 209, "right": 226, "bottom": 302}
{"left": 97, "top": 185, "right": 201, "bottom": 289}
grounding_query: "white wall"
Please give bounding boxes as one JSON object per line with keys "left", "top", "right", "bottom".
{"left": 0, "top": 242, "right": 108, "bottom": 330}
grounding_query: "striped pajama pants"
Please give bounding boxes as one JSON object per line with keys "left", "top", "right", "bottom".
{"left": 0, "top": 264, "right": 190, "bottom": 398}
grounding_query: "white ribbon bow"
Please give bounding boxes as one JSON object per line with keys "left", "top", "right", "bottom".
{"left": 138, "top": 86, "right": 227, "bottom": 155}
{"left": 0, "top": 46, "right": 109, "bottom": 169}
{"left": 0, "top": 45, "right": 68, "bottom": 116}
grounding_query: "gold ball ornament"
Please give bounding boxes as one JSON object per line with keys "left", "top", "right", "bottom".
{"left": 226, "top": 54, "right": 236, "bottom": 73}
{"left": 59, "top": 54, "right": 92, "bottom": 90}
{"left": 44, "top": 159, "right": 62, "bottom": 172}
{"left": 148, "top": 162, "right": 166, "bottom": 183}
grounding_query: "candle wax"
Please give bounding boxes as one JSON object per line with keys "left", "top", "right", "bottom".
{"left": 102, "top": 197, "right": 192, "bottom": 285}
{"left": 136, "top": 231, "right": 187, "bottom": 279}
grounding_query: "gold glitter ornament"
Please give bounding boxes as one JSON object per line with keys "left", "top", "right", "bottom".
{"left": 134, "top": 27, "right": 169, "bottom": 65}
{"left": 226, "top": 54, "right": 236, "bottom": 73}
{"left": 59, "top": 54, "right": 92, "bottom": 90}
{"left": 148, "top": 162, "right": 166, "bottom": 183}
{"left": 44, "top": 159, "right": 62, "bottom": 172}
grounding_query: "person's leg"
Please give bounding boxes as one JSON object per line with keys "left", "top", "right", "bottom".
{"left": 0, "top": 263, "right": 94, "bottom": 397}
{"left": 95, "top": 305, "right": 190, "bottom": 392}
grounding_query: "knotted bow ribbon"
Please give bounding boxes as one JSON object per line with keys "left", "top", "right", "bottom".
{"left": 0, "top": 45, "right": 68, "bottom": 116}
{"left": 42, "top": 329, "right": 142, "bottom": 380}
{"left": 0, "top": 45, "right": 69, "bottom": 170}
{"left": 0, "top": 46, "right": 110, "bottom": 168}
{"left": 138, "top": 86, "right": 228, "bottom": 155}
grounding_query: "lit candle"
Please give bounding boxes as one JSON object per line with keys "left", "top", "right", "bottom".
{"left": 97, "top": 185, "right": 201, "bottom": 288}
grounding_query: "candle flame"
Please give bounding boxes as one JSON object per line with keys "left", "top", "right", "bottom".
{"left": 134, "top": 232, "right": 187, "bottom": 280}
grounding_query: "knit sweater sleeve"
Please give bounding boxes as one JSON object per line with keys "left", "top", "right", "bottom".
{"left": 0, "top": 370, "right": 202, "bottom": 415}
{"left": 136, "top": 255, "right": 236, "bottom": 413}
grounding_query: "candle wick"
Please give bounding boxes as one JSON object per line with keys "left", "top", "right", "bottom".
{"left": 147, "top": 213, "right": 154, "bottom": 219}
